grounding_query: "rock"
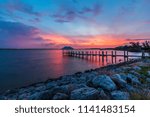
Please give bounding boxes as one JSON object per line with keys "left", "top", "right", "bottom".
{"left": 138, "top": 62, "right": 147, "bottom": 67}
{"left": 51, "top": 84, "right": 87, "bottom": 95}
{"left": 147, "top": 71, "right": 150, "bottom": 76}
{"left": 29, "top": 90, "right": 53, "bottom": 100}
{"left": 124, "top": 84, "right": 138, "bottom": 93}
{"left": 97, "top": 88, "right": 110, "bottom": 100}
{"left": 70, "top": 87, "right": 99, "bottom": 100}
{"left": 133, "top": 66, "right": 141, "bottom": 71}
{"left": 46, "top": 82, "right": 57, "bottom": 89}
{"left": 111, "top": 74, "right": 127, "bottom": 88}
{"left": 122, "top": 67, "right": 132, "bottom": 71}
{"left": 35, "top": 83, "right": 45, "bottom": 87}
{"left": 127, "top": 74, "right": 141, "bottom": 85}
{"left": 75, "top": 76, "right": 86, "bottom": 84}
{"left": 119, "top": 73, "right": 128, "bottom": 81}
{"left": 4, "top": 89, "right": 18, "bottom": 95}
{"left": 58, "top": 75, "right": 80, "bottom": 85}
{"left": 35, "top": 86, "right": 46, "bottom": 91}
{"left": 92, "top": 75, "right": 117, "bottom": 91}
{"left": 146, "top": 78, "right": 150, "bottom": 83}
{"left": 19, "top": 86, "right": 35, "bottom": 94}
{"left": 111, "top": 91, "right": 130, "bottom": 100}
{"left": 18, "top": 93, "right": 31, "bottom": 100}
{"left": 129, "top": 71, "right": 143, "bottom": 78}
{"left": 53, "top": 93, "right": 69, "bottom": 100}
{"left": 0, "top": 96, "right": 7, "bottom": 100}
{"left": 84, "top": 72, "right": 97, "bottom": 81}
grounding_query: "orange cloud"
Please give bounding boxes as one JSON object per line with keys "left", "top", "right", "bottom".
{"left": 38, "top": 32, "right": 149, "bottom": 48}
{"left": 39, "top": 33, "right": 72, "bottom": 45}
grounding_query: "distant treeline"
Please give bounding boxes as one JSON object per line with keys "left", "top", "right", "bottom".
{"left": 115, "top": 41, "right": 150, "bottom": 52}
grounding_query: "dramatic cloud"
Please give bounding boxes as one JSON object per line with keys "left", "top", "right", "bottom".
{"left": 52, "top": 2, "right": 102, "bottom": 23}
{"left": 0, "top": 0, "right": 41, "bottom": 16}
{"left": 0, "top": 0, "right": 149, "bottom": 48}
{"left": 0, "top": 20, "right": 43, "bottom": 48}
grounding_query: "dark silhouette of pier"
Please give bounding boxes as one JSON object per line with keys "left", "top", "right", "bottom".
{"left": 62, "top": 50, "right": 146, "bottom": 64}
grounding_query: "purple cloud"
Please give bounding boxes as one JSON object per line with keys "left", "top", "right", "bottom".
{"left": 0, "top": 20, "right": 43, "bottom": 48}
{"left": 52, "top": 3, "right": 102, "bottom": 23}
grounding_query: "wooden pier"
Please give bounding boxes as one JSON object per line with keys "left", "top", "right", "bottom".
{"left": 62, "top": 50, "right": 146, "bottom": 63}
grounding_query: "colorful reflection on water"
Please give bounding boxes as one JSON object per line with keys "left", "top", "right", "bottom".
{"left": 0, "top": 50, "right": 142, "bottom": 92}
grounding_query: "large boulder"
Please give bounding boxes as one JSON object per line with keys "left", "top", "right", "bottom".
{"left": 70, "top": 87, "right": 99, "bottom": 100}
{"left": 111, "top": 74, "right": 127, "bottom": 88}
{"left": 92, "top": 75, "right": 117, "bottom": 91}
{"left": 111, "top": 91, "right": 130, "bottom": 100}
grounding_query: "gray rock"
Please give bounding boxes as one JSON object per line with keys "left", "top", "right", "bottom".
{"left": 92, "top": 75, "right": 117, "bottom": 91}
{"left": 127, "top": 74, "right": 141, "bottom": 85}
{"left": 35, "top": 83, "right": 45, "bottom": 87}
{"left": 111, "top": 74, "right": 127, "bottom": 88}
{"left": 138, "top": 62, "right": 147, "bottom": 67}
{"left": 129, "top": 71, "right": 143, "bottom": 78}
{"left": 146, "top": 78, "right": 150, "bottom": 83}
{"left": 133, "top": 66, "right": 141, "bottom": 71}
{"left": 0, "top": 96, "right": 7, "bottom": 100}
{"left": 19, "top": 86, "right": 35, "bottom": 94}
{"left": 124, "top": 84, "right": 138, "bottom": 93}
{"left": 75, "top": 76, "right": 87, "bottom": 84}
{"left": 58, "top": 75, "right": 80, "bottom": 85}
{"left": 97, "top": 88, "right": 110, "bottom": 100}
{"left": 51, "top": 84, "right": 87, "bottom": 95}
{"left": 53, "top": 93, "right": 69, "bottom": 100}
{"left": 29, "top": 90, "right": 53, "bottom": 100}
{"left": 18, "top": 93, "right": 31, "bottom": 100}
{"left": 4, "top": 89, "right": 18, "bottom": 95}
{"left": 35, "top": 86, "right": 46, "bottom": 91}
{"left": 70, "top": 87, "right": 99, "bottom": 100}
{"left": 27, "top": 92, "right": 41, "bottom": 100}
{"left": 46, "top": 82, "right": 57, "bottom": 89}
{"left": 119, "top": 73, "right": 128, "bottom": 81}
{"left": 111, "top": 91, "right": 130, "bottom": 100}
{"left": 122, "top": 67, "right": 132, "bottom": 71}
{"left": 84, "top": 72, "right": 97, "bottom": 81}
{"left": 147, "top": 71, "right": 150, "bottom": 76}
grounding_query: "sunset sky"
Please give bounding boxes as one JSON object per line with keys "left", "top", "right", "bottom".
{"left": 0, "top": 0, "right": 150, "bottom": 48}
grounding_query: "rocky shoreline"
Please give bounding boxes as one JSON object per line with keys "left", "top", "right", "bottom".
{"left": 0, "top": 58, "right": 150, "bottom": 100}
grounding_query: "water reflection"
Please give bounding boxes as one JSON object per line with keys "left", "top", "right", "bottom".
{"left": 0, "top": 50, "right": 142, "bottom": 92}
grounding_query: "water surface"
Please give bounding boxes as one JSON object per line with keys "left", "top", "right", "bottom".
{"left": 0, "top": 50, "right": 142, "bottom": 92}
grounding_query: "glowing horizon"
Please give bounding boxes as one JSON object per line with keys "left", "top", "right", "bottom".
{"left": 0, "top": 0, "right": 150, "bottom": 48}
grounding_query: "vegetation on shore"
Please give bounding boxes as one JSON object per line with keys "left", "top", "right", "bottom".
{"left": 115, "top": 41, "right": 150, "bottom": 53}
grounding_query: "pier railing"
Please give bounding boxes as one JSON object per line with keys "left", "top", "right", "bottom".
{"left": 62, "top": 50, "right": 147, "bottom": 61}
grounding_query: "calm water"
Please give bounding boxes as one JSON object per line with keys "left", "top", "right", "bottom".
{"left": 0, "top": 50, "right": 142, "bottom": 92}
